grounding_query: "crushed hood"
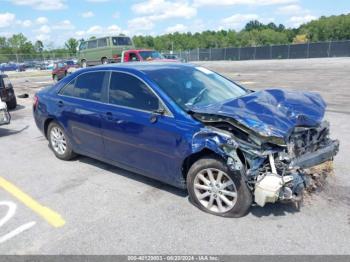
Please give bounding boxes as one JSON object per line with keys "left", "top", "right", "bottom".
{"left": 191, "top": 89, "right": 326, "bottom": 142}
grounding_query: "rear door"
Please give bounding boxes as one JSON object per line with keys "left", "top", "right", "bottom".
{"left": 58, "top": 71, "right": 108, "bottom": 156}
{"left": 100, "top": 71, "right": 183, "bottom": 183}
{"left": 86, "top": 40, "right": 98, "bottom": 62}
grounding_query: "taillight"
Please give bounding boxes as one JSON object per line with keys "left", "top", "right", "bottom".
{"left": 33, "top": 95, "right": 39, "bottom": 110}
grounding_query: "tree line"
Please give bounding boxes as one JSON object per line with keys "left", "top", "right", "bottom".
{"left": 0, "top": 34, "right": 79, "bottom": 62}
{"left": 133, "top": 13, "right": 350, "bottom": 50}
{"left": 0, "top": 13, "right": 349, "bottom": 61}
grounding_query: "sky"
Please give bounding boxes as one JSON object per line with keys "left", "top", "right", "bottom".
{"left": 0, "top": 0, "right": 349, "bottom": 47}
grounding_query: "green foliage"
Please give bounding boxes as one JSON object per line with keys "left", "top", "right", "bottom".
{"left": 65, "top": 38, "right": 79, "bottom": 55}
{"left": 300, "top": 13, "right": 350, "bottom": 41}
{"left": 34, "top": 40, "right": 44, "bottom": 52}
{"left": 7, "top": 33, "right": 35, "bottom": 54}
{"left": 131, "top": 13, "right": 350, "bottom": 50}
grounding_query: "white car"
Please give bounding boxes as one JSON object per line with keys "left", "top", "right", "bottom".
{"left": 0, "top": 101, "right": 10, "bottom": 125}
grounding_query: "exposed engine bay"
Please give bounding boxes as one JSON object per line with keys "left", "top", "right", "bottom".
{"left": 191, "top": 112, "right": 339, "bottom": 207}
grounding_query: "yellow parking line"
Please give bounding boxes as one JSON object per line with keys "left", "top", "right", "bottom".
{"left": 0, "top": 176, "right": 65, "bottom": 228}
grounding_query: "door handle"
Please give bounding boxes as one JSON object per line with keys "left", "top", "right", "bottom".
{"left": 57, "top": 100, "right": 64, "bottom": 107}
{"left": 105, "top": 112, "right": 113, "bottom": 121}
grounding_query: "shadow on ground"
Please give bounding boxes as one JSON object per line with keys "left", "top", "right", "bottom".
{"left": 0, "top": 125, "right": 29, "bottom": 137}
{"left": 249, "top": 202, "right": 299, "bottom": 217}
{"left": 10, "top": 104, "right": 26, "bottom": 112}
{"left": 63, "top": 154, "right": 302, "bottom": 216}
{"left": 77, "top": 155, "right": 188, "bottom": 198}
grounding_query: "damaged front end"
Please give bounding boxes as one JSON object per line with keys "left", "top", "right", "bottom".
{"left": 191, "top": 112, "right": 339, "bottom": 208}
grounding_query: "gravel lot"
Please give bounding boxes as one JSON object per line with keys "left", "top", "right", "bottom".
{"left": 0, "top": 58, "right": 349, "bottom": 254}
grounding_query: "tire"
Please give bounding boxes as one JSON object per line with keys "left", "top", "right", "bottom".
{"left": 81, "top": 60, "right": 87, "bottom": 68}
{"left": 187, "top": 156, "right": 252, "bottom": 218}
{"left": 53, "top": 74, "right": 58, "bottom": 82}
{"left": 47, "top": 121, "right": 76, "bottom": 161}
{"left": 101, "top": 57, "right": 108, "bottom": 64}
{"left": 6, "top": 96, "right": 17, "bottom": 110}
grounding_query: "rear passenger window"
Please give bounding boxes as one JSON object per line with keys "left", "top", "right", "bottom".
{"left": 61, "top": 79, "right": 75, "bottom": 97}
{"left": 98, "top": 38, "right": 107, "bottom": 47}
{"left": 88, "top": 40, "right": 97, "bottom": 49}
{"left": 109, "top": 72, "right": 159, "bottom": 111}
{"left": 60, "top": 72, "right": 106, "bottom": 101}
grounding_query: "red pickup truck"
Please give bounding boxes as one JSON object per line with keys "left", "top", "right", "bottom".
{"left": 52, "top": 60, "right": 79, "bottom": 81}
{"left": 119, "top": 49, "right": 177, "bottom": 63}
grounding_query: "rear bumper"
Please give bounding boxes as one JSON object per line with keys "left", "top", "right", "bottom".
{"left": 289, "top": 140, "right": 339, "bottom": 169}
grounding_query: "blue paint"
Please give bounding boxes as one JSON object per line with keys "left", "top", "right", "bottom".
{"left": 191, "top": 88, "right": 326, "bottom": 142}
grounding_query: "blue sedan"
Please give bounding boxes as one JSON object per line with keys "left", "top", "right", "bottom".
{"left": 33, "top": 63, "right": 338, "bottom": 217}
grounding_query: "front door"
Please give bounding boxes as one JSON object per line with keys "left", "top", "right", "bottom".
{"left": 100, "top": 72, "right": 184, "bottom": 184}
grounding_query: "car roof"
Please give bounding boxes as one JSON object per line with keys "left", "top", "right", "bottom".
{"left": 92, "top": 62, "right": 194, "bottom": 73}
{"left": 73, "top": 62, "right": 195, "bottom": 77}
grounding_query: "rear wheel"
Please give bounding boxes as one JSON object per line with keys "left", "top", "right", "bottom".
{"left": 48, "top": 121, "right": 75, "bottom": 160}
{"left": 53, "top": 74, "right": 58, "bottom": 82}
{"left": 187, "top": 156, "right": 252, "bottom": 217}
{"left": 6, "top": 96, "right": 17, "bottom": 110}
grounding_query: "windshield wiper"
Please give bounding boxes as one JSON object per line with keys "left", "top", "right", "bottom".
{"left": 187, "top": 88, "right": 208, "bottom": 107}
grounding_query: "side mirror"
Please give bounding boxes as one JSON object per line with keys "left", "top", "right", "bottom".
{"left": 153, "top": 108, "right": 165, "bottom": 115}
{"left": 149, "top": 107, "right": 165, "bottom": 124}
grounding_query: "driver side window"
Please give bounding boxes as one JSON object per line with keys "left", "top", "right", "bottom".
{"left": 108, "top": 72, "right": 159, "bottom": 112}
{"left": 129, "top": 53, "right": 139, "bottom": 62}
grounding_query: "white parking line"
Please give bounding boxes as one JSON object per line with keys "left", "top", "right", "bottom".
{"left": 0, "top": 201, "right": 36, "bottom": 244}
{"left": 0, "top": 221, "right": 36, "bottom": 244}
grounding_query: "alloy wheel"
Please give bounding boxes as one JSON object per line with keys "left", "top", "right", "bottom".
{"left": 50, "top": 126, "right": 67, "bottom": 155}
{"left": 193, "top": 168, "right": 238, "bottom": 213}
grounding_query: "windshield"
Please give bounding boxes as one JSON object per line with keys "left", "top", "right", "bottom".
{"left": 2, "top": 76, "right": 12, "bottom": 88}
{"left": 147, "top": 66, "right": 247, "bottom": 110}
{"left": 139, "top": 51, "right": 164, "bottom": 60}
{"left": 112, "top": 37, "right": 132, "bottom": 46}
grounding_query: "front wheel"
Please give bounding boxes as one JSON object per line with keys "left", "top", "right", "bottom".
{"left": 187, "top": 156, "right": 252, "bottom": 217}
{"left": 6, "top": 96, "right": 17, "bottom": 110}
{"left": 48, "top": 121, "right": 75, "bottom": 161}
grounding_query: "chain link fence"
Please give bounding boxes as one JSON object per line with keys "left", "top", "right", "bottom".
{"left": 171, "top": 40, "right": 350, "bottom": 62}
{"left": 1, "top": 40, "right": 350, "bottom": 64}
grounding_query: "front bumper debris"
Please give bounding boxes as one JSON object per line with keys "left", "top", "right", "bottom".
{"left": 289, "top": 140, "right": 339, "bottom": 169}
